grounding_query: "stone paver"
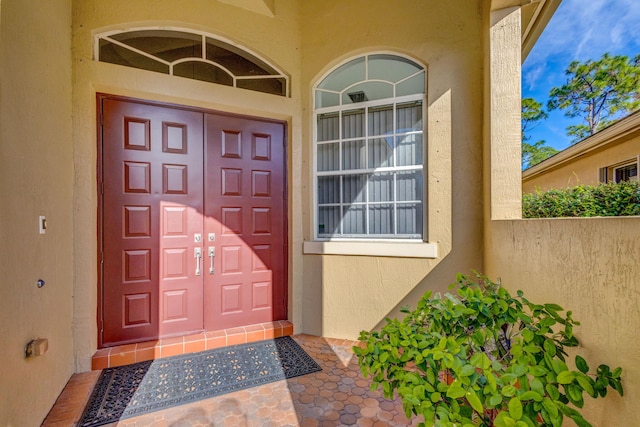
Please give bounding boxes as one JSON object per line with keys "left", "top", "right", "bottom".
{"left": 42, "top": 334, "right": 423, "bottom": 426}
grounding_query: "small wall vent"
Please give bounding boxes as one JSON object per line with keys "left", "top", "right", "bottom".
{"left": 347, "top": 91, "right": 368, "bottom": 103}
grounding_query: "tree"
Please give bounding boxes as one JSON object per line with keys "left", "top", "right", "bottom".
{"left": 521, "top": 98, "right": 557, "bottom": 169}
{"left": 548, "top": 53, "right": 640, "bottom": 143}
{"left": 522, "top": 140, "right": 559, "bottom": 169}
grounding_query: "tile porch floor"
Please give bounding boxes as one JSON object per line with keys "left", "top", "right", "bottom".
{"left": 42, "top": 334, "right": 422, "bottom": 427}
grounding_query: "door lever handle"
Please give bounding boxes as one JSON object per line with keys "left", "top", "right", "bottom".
{"left": 208, "top": 247, "right": 215, "bottom": 274}
{"left": 194, "top": 247, "right": 202, "bottom": 276}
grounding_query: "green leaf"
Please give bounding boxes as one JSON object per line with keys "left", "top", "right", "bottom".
{"left": 518, "top": 390, "right": 543, "bottom": 402}
{"left": 470, "top": 352, "right": 491, "bottom": 370}
{"left": 488, "top": 393, "right": 503, "bottom": 407}
{"left": 430, "top": 391, "right": 442, "bottom": 403}
{"left": 611, "top": 378, "right": 624, "bottom": 397}
{"left": 543, "top": 340, "right": 557, "bottom": 357}
{"left": 508, "top": 397, "right": 523, "bottom": 420}
{"left": 575, "top": 355, "right": 589, "bottom": 373}
{"left": 542, "top": 398, "right": 558, "bottom": 418}
{"left": 575, "top": 374, "right": 595, "bottom": 397}
{"left": 459, "top": 364, "right": 475, "bottom": 377}
{"left": 502, "top": 385, "right": 518, "bottom": 397}
{"left": 544, "top": 303, "right": 563, "bottom": 312}
{"left": 466, "top": 389, "right": 483, "bottom": 414}
{"left": 556, "top": 371, "right": 575, "bottom": 384}
{"left": 494, "top": 412, "right": 517, "bottom": 427}
{"left": 612, "top": 367, "right": 623, "bottom": 378}
{"left": 567, "top": 384, "right": 584, "bottom": 407}
{"left": 552, "top": 359, "right": 568, "bottom": 375}
{"left": 545, "top": 383, "right": 560, "bottom": 401}
{"left": 446, "top": 382, "right": 466, "bottom": 399}
{"left": 528, "top": 366, "right": 548, "bottom": 377}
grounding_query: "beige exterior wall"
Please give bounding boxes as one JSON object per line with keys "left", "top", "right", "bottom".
{"left": 523, "top": 126, "right": 640, "bottom": 193}
{"left": 299, "top": 0, "right": 486, "bottom": 339}
{"left": 0, "top": 1, "right": 75, "bottom": 425}
{"left": 486, "top": 218, "right": 640, "bottom": 426}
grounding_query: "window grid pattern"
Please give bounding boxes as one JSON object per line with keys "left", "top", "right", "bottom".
{"left": 314, "top": 53, "right": 425, "bottom": 240}
{"left": 95, "top": 28, "right": 289, "bottom": 97}
{"left": 315, "top": 101, "right": 423, "bottom": 239}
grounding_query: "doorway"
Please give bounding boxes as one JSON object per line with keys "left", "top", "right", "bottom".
{"left": 99, "top": 96, "right": 287, "bottom": 347}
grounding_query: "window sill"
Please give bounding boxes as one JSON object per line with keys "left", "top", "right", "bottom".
{"left": 302, "top": 240, "right": 438, "bottom": 258}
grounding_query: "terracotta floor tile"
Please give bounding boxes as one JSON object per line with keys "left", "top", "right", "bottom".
{"left": 184, "top": 339, "right": 206, "bottom": 353}
{"left": 226, "top": 331, "right": 247, "bottom": 346}
{"left": 109, "top": 350, "right": 136, "bottom": 367}
{"left": 160, "top": 343, "right": 183, "bottom": 358}
{"left": 205, "top": 335, "right": 226, "bottom": 350}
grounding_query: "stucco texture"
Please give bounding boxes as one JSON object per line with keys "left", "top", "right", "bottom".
{"left": 0, "top": 1, "right": 74, "bottom": 425}
{"left": 299, "top": 0, "right": 486, "bottom": 340}
{"left": 486, "top": 218, "right": 640, "bottom": 426}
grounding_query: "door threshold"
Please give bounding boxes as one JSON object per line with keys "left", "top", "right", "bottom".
{"left": 92, "top": 320, "right": 294, "bottom": 370}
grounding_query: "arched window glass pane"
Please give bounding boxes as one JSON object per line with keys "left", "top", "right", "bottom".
{"left": 368, "top": 54, "right": 421, "bottom": 83}
{"left": 173, "top": 61, "right": 233, "bottom": 86}
{"left": 110, "top": 30, "right": 202, "bottom": 63}
{"left": 205, "top": 37, "right": 273, "bottom": 76}
{"left": 317, "top": 57, "right": 366, "bottom": 92}
{"left": 396, "top": 73, "right": 425, "bottom": 97}
{"left": 99, "top": 39, "right": 169, "bottom": 74}
{"left": 315, "top": 91, "right": 340, "bottom": 109}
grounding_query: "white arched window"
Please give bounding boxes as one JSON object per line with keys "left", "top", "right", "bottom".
{"left": 95, "top": 28, "right": 289, "bottom": 96}
{"left": 313, "top": 54, "right": 426, "bottom": 240}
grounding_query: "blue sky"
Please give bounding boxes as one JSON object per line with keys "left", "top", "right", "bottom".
{"left": 522, "top": 0, "right": 640, "bottom": 151}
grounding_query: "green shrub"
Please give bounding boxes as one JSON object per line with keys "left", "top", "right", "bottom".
{"left": 523, "top": 181, "right": 640, "bottom": 218}
{"left": 355, "top": 274, "right": 623, "bottom": 427}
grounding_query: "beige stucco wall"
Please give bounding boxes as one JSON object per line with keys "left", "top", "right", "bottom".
{"left": 299, "top": 0, "right": 486, "bottom": 339}
{"left": 486, "top": 218, "right": 640, "bottom": 426}
{"left": 0, "top": 1, "right": 75, "bottom": 425}
{"left": 523, "top": 130, "right": 640, "bottom": 193}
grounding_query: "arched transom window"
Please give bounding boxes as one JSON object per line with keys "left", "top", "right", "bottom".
{"left": 313, "top": 54, "right": 426, "bottom": 239}
{"left": 95, "top": 28, "right": 289, "bottom": 96}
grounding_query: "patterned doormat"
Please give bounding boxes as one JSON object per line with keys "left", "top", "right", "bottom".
{"left": 78, "top": 336, "right": 321, "bottom": 427}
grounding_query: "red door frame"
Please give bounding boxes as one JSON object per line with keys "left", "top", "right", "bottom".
{"left": 96, "top": 93, "right": 289, "bottom": 348}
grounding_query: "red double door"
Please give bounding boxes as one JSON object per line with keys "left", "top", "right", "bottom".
{"left": 100, "top": 97, "right": 286, "bottom": 347}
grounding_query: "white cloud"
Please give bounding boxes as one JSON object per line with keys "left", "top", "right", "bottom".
{"left": 527, "top": 0, "right": 640, "bottom": 65}
{"left": 523, "top": 64, "right": 545, "bottom": 91}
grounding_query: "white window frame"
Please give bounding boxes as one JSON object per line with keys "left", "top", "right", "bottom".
{"left": 94, "top": 27, "right": 289, "bottom": 97}
{"left": 613, "top": 160, "right": 639, "bottom": 183}
{"left": 304, "top": 53, "right": 437, "bottom": 258}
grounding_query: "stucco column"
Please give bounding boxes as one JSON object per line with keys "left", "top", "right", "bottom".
{"left": 486, "top": 6, "right": 522, "bottom": 220}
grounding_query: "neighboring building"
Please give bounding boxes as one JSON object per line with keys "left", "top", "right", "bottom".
{"left": 523, "top": 110, "right": 640, "bottom": 193}
{"left": 4, "top": 1, "right": 640, "bottom": 427}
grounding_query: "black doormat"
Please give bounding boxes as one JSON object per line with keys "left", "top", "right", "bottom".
{"left": 78, "top": 336, "right": 321, "bottom": 427}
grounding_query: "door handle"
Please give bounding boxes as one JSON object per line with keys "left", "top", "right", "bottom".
{"left": 194, "top": 247, "right": 202, "bottom": 276}
{"left": 208, "top": 247, "right": 215, "bottom": 274}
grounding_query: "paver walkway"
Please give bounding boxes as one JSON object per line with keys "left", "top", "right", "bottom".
{"left": 43, "top": 334, "right": 423, "bottom": 426}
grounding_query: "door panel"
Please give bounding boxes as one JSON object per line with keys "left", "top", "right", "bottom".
{"left": 204, "top": 115, "right": 286, "bottom": 330}
{"left": 102, "top": 99, "right": 204, "bottom": 346}
{"left": 100, "top": 97, "right": 287, "bottom": 347}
